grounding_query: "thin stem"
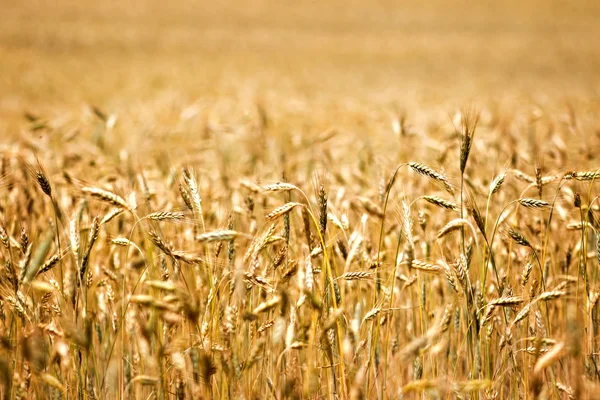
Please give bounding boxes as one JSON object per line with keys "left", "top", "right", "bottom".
{"left": 484, "top": 199, "right": 519, "bottom": 294}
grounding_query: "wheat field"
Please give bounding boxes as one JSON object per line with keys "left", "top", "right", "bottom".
{"left": 1, "top": 0, "right": 600, "bottom": 399}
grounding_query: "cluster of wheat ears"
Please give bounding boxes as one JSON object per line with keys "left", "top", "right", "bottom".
{"left": 0, "top": 106, "right": 599, "bottom": 399}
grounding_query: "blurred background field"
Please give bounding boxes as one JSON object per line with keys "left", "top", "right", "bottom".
{"left": 2, "top": 0, "right": 600, "bottom": 125}
{"left": 2, "top": 0, "right": 600, "bottom": 190}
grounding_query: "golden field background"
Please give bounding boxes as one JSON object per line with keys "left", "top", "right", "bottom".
{"left": 3, "top": 0, "right": 600, "bottom": 112}
{"left": 1, "top": 1, "right": 600, "bottom": 399}
{"left": 2, "top": 0, "right": 600, "bottom": 162}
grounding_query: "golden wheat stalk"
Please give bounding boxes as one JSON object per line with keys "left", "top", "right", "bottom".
{"left": 82, "top": 187, "right": 130, "bottom": 210}
{"left": 265, "top": 202, "right": 303, "bottom": 221}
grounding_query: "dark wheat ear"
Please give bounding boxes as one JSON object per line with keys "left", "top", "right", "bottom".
{"left": 464, "top": 191, "right": 486, "bottom": 236}
{"left": 456, "top": 107, "right": 480, "bottom": 174}
{"left": 20, "top": 155, "right": 52, "bottom": 198}
{"left": 507, "top": 227, "right": 532, "bottom": 248}
{"left": 535, "top": 163, "right": 543, "bottom": 198}
{"left": 314, "top": 173, "right": 328, "bottom": 238}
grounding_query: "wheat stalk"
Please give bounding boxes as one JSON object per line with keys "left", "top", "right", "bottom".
{"left": 266, "top": 202, "right": 303, "bottom": 221}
